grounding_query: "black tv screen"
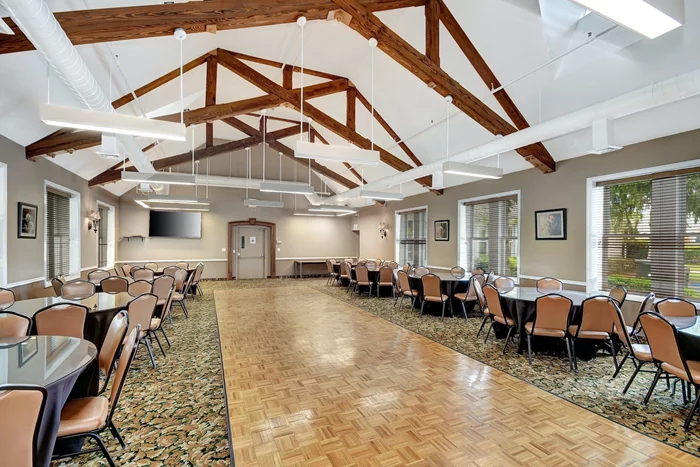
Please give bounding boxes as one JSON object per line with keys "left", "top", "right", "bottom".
{"left": 149, "top": 211, "right": 202, "bottom": 238}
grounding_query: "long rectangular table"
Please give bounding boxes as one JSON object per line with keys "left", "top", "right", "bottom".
{"left": 294, "top": 260, "right": 327, "bottom": 278}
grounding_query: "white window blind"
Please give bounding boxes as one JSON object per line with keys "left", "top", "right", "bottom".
{"left": 396, "top": 209, "right": 427, "bottom": 266}
{"left": 460, "top": 194, "right": 519, "bottom": 276}
{"left": 590, "top": 168, "right": 700, "bottom": 299}
{"left": 46, "top": 190, "right": 71, "bottom": 280}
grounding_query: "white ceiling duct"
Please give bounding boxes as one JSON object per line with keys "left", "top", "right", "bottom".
{"left": 195, "top": 174, "right": 323, "bottom": 206}
{"left": 0, "top": 0, "right": 155, "bottom": 174}
{"left": 326, "top": 65, "right": 700, "bottom": 204}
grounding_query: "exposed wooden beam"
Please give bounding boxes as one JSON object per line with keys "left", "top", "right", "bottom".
{"left": 0, "top": 0, "right": 427, "bottom": 55}
{"left": 346, "top": 87, "right": 357, "bottom": 130}
{"left": 229, "top": 51, "right": 343, "bottom": 82}
{"left": 330, "top": 0, "right": 555, "bottom": 173}
{"left": 425, "top": 0, "right": 440, "bottom": 66}
{"left": 27, "top": 130, "right": 102, "bottom": 160}
{"left": 282, "top": 65, "right": 293, "bottom": 89}
{"left": 205, "top": 55, "right": 218, "bottom": 147}
{"left": 218, "top": 49, "right": 434, "bottom": 189}
{"left": 436, "top": 0, "right": 554, "bottom": 173}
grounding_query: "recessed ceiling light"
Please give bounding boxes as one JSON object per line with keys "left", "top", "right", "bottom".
{"left": 121, "top": 172, "right": 196, "bottom": 186}
{"left": 571, "top": 0, "right": 682, "bottom": 39}
{"left": 442, "top": 161, "right": 503, "bottom": 179}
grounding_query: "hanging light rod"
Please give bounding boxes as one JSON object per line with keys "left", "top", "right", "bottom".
{"left": 360, "top": 190, "right": 405, "bottom": 201}
{"left": 134, "top": 200, "right": 209, "bottom": 212}
{"left": 442, "top": 161, "right": 503, "bottom": 179}
{"left": 40, "top": 104, "right": 186, "bottom": 141}
{"left": 146, "top": 194, "right": 210, "bottom": 205}
{"left": 244, "top": 199, "right": 284, "bottom": 208}
{"left": 308, "top": 205, "right": 357, "bottom": 214}
{"left": 121, "top": 171, "right": 196, "bottom": 185}
{"left": 259, "top": 181, "right": 315, "bottom": 195}
{"left": 295, "top": 141, "right": 380, "bottom": 166}
{"left": 293, "top": 212, "right": 336, "bottom": 217}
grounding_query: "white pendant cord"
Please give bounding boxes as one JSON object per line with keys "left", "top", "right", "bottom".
{"left": 298, "top": 17, "right": 306, "bottom": 142}
{"left": 445, "top": 96, "right": 452, "bottom": 161}
{"left": 180, "top": 38, "right": 184, "bottom": 125}
{"left": 279, "top": 152, "right": 283, "bottom": 202}
{"left": 191, "top": 125, "right": 195, "bottom": 175}
{"left": 308, "top": 120, "right": 312, "bottom": 187}
{"left": 245, "top": 147, "right": 250, "bottom": 200}
{"left": 46, "top": 63, "right": 50, "bottom": 105}
{"left": 369, "top": 38, "right": 377, "bottom": 151}
{"left": 195, "top": 161, "right": 199, "bottom": 197}
{"left": 206, "top": 158, "right": 209, "bottom": 199}
{"left": 262, "top": 113, "right": 266, "bottom": 183}
{"left": 108, "top": 53, "right": 113, "bottom": 106}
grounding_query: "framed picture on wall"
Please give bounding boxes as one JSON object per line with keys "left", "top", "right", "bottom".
{"left": 535, "top": 208, "right": 567, "bottom": 240}
{"left": 434, "top": 220, "right": 450, "bottom": 241}
{"left": 17, "top": 202, "right": 38, "bottom": 239}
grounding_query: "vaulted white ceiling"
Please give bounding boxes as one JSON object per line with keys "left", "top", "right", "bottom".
{"left": 1, "top": 0, "right": 700, "bottom": 199}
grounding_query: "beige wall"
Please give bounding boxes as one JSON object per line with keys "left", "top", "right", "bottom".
{"left": 118, "top": 185, "right": 358, "bottom": 278}
{"left": 355, "top": 129, "right": 700, "bottom": 285}
{"left": 0, "top": 134, "right": 120, "bottom": 297}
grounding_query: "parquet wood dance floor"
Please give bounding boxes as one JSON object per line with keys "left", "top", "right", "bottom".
{"left": 215, "top": 285, "right": 697, "bottom": 466}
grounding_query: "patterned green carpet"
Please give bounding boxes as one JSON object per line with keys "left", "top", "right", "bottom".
{"left": 55, "top": 278, "right": 700, "bottom": 465}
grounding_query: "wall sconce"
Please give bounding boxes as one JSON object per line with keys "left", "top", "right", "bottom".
{"left": 87, "top": 210, "right": 101, "bottom": 233}
{"left": 379, "top": 222, "right": 388, "bottom": 239}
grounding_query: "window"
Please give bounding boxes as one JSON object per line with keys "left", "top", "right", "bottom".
{"left": 44, "top": 182, "right": 80, "bottom": 283}
{"left": 97, "top": 202, "right": 115, "bottom": 268}
{"left": 0, "top": 162, "right": 6, "bottom": 287}
{"left": 589, "top": 166, "right": 700, "bottom": 300}
{"left": 395, "top": 207, "right": 427, "bottom": 266}
{"left": 459, "top": 192, "right": 520, "bottom": 277}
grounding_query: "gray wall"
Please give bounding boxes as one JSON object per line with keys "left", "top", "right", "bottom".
{"left": 355, "top": 129, "right": 700, "bottom": 283}
{"left": 0, "top": 134, "right": 120, "bottom": 290}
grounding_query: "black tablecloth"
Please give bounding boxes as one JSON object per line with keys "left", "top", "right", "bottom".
{"left": 407, "top": 274, "right": 469, "bottom": 316}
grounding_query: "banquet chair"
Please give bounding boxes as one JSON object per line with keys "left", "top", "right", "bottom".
{"left": 0, "top": 311, "right": 31, "bottom": 338}
{"left": 655, "top": 298, "right": 697, "bottom": 318}
{"left": 630, "top": 293, "right": 656, "bottom": 341}
{"left": 132, "top": 267, "right": 154, "bottom": 281}
{"left": 354, "top": 266, "right": 372, "bottom": 296}
{"left": 568, "top": 296, "right": 617, "bottom": 372}
{"left": 149, "top": 282, "right": 174, "bottom": 350}
{"left": 639, "top": 312, "right": 700, "bottom": 429}
{"left": 611, "top": 305, "right": 654, "bottom": 395}
{"left": 326, "top": 260, "right": 338, "bottom": 286}
{"left": 454, "top": 275, "right": 482, "bottom": 319}
{"left": 485, "top": 271, "right": 495, "bottom": 285}
{"left": 144, "top": 262, "right": 158, "bottom": 272}
{"left": 35, "top": 304, "right": 88, "bottom": 339}
{"left": 191, "top": 263, "right": 205, "bottom": 295}
{"left": 0, "top": 386, "right": 47, "bottom": 467}
{"left": 121, "top": 264, "right": 132, "bottom": 277}
{"left": 365, "top": 260, "right": 378, "bottom": 271}
{"left": 346, "top": 262, "right": 357, "bottom": 293}
{"left": 420, "top": 274, "right": 450, "bottom": 319}
{"left": 609, "top": 285, "right": 628, "bottom": 307}
{"left": 357, "top": 259, "right": 367, "bottom": 267}
{"left": 450, "top": 266, "right": 466, "bottom": 278}
{"left": 386, "top": 261, "right": 399, "bottom": 269}
{"left": 0, "top": 287, "right": 16, "bottom": 310}
{"left": 172, "top": 269, "right": 191, "bottom": 319}
{"left": 402, "top": 263, "right": 412, "bottom": 273}
{"left": 100, "top": 277, "right": 128, "bottom": 294}
{"left": 339, "top": 262, "right": 350, "bottom": 287}
{"left": 494, "top": 276, "right": 516, "bottom": 291}
{"left": 536, "top": 277, "right": 563, "bottom": 292}
{"left": 87, "top": 269, "right": 111, "bottom": 284}
{"left": 175, "top": 262, "right": 189, "bottom": 270}
{"left": 413, "top": 266, "right": 430, "bottom": 277}
{"left": 152, "top": 275, "right": 176, "bottom": 325}
{"left": 126, "top": 293, "right": 160, "bottom": 367}
{"left": 98, "top": 311, "right": 128, "bottom": 395}
{"left": 51, "top": 277, "right": 65, "bottom": 296}
{"left": 376, "top": 266, "right": 394, "bottom": 298}
{"left": 162, "top": 266, "right": 181, "bottom": 277}
{"left": 53, "top": 326, "right": 141, "bottom": 466}
{"left": 396, "top": 270, "right": 419, "bottom": 309}
{"left": 471, "top": 267, "right": 485, "bottom": 275}
{"left": 472, "top": 279, "right": 491, "bottom": 338}
{"left": 482, "top": 284, "right": 517, "bottom": 353}
{"left": 61, "top": 280, "right": 96, "bottom": 300}
{"left": 128, "top": 280, "right": 152, "bottom": 297}
{"left": 525, "top": 294, "right": 574, "bottom": 368}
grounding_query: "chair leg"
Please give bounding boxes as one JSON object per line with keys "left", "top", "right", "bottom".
{"left": 397, "top": 295, "right": 404, "bottom": 308}
{"left": 160, "top": 327, "right": 171, "bottom": 348}
{"left": 571, "top": 338, "right": 578, "bottom": 372}
{"left": 484, "top": 321, "right": 494, "bottom": 344}
{"left": 685, "top": 386, "right": 700, "bottom": 430}
{"left": 623, "top": 361, "right": 644, "bottom": 394}
{"left": 526, "top": 333, "right": 533, "bottom": 366}
{"left": 420, "top": 300, "right": 426, "bottom": 318}
{"left": 87, "top": 433, "right": 116, "bottom": 467}
{"left": 152, "top": 331, "right": 167, "bottom": 358}
{"left": 644, "top": 367, "right": 663, "bottom": 405}
{"left": 461, "top": 301, "right": 468, "bottom": 320}
{"left": 609, "top": 338, "right": 618, "bottom": 373}
{"left": 197, "top": 284, "right": 204, "bottom": 295}
{"left": 167, "top": 304, "right": 173, "bottom": 325}
{"left": 144, "top": 337, "right": 157, "bottom": 369}
{"left": 565, "top": 338, "right": 574, "bottom": 371}
{"left": 440, "top": 302, "right": 446, "bottom": 320}
{"left": 476, "top": 315, "right": 489, "bottom": 338}
{"left": 109, "top": 422, "right": 127, "bottom": 449}
{"left": 613, "top": 352, "right": 629, "bottom": 379}
{"left": 180, "top": 300, "right": 189, "bottom": 319}
{"left": 503, "top": 326, "right": 514, "bottom": 354}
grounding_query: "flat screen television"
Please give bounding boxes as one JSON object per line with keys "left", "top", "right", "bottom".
{"left": 149, "top": 211, "right": 202, "bottom": 238}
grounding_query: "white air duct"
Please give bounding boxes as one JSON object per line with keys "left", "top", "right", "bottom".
{"left": 1, "top": 0, "right": 155, "bottom": 174}
{"left": 195, "top": 175, "right": 323, "bottom": 205}
{"left": 326, "top": 66, "right": 700, "bottom": 204}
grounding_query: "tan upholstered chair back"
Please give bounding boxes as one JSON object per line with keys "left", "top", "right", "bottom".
{"left": 175, "top": 262, "right": 189, "bottom": 270}
{"left": 609, "top": 286, "right": 627, "bottom": 306}
{"left": 128, "top": 280, "right": 152, "bottom": 297}
{"left": 640, "top": 312, "right": 685, "bottom": 370}
{"left": 387, "top": 261, "right": 399, "bottom": 269}
{"left": 655, "top": 298, "right": 697, "bottom": 318}
{"left": 639, "top": 293, "right": 656, "bottom": 315}
{"left": 0, "top": 288, "right": 15, "bottom": 310}
{"left": 450, "top": 266, "right": 466, "bottom": 278}
{"left": 193, "top": 263, "right": 204, "bottom": 282}
{"left": 99, "top": 311, "right": 128, "bottom": 379}
{"left": 465, "top": 276, "right": 480, "bottom": 301}
{"left": 402, "top": 263, "right": 411, "bottom": 272}
{"left": 51, "top": 277, "right": 64, "bottom": 296}
{"left": 533, "top": 294, "right": 572, "bottom": 331}
{"left": 338, "top": 262, "right": 349, "bottom": 278}
{"left": 87, "top": 269, "right": 111, "bottom": 283}
{"left": 413, "top": 267, "right": 430, "bottom": 277}
{"left": 110, "top": 326, "right": 140, "bottom": 408}
{"left": 494, "top": 276, "right": 515, "bottom": 290}
{"left": 473, "top": 279, "right": 487, "bottom": 310}
{"left": 536, "top": 277, "right": 563, "bottom": 291}
{"left": 365, "top": 261, "right": 377, "bottom": 271}
{"left": 0, "top": 386, "right": 46, "bottom": 467}
{"left": 162, "top": 266, "right": 181, "bottom": 277}
{"left": 35, "top": 304, "right": 88, "bottom": 338}
{"left": 61, "top": 280, "right": 96, "bottom": 300}
{"left": 174, "top": 268, "right": 188, "bottom": 292}
{"left": 343, "top": 262, "right": 353, "bottom": 278}
{"left": 611, "top": 302, "right": 633, "bottom": 352}
{"left": 132, "top": 268, "right": 154, "bottom": 281}
{"left": 144, "top": 262, "right": 158, "bottom": 271}
{"left": 152, "top": 275, "right": 175, "bottom": 300}
{"left": 100, "top": 277, "right": 128, "bottom": 294}
{"left": 0, "top": 312, "right": 31, "bottom": 338}
{"left": 121, "top": 264, "right": 132, "bottom": 277}
{"left": 356, "top": 266, "right": 370, "bottom": 283}
{"left": 471, "top": 267, "right": 485, "bottom": 275}
{"left": 483, "top": 285, "right": 506, "bottom": 322}
{"left": 326, "top": 260, "right": 334, "bottom": 274}
{"left": 397, "top": 270, "right": 411, "bottom": 293}
{"left": 378, "top": 266, "right": 393, "bottom": 284}
{"left": 578, "top": 296, "right": 615, "bottom": 334}
{"left": 421, "top": 274, "right": 441, "bottom": 299}
{"left": 126, "top": 293, "right": 157, "bottom": 336}
{"left": 486, "top": 271, "right": 495, "bottom": 284}
{"left": 472, "top": 274, "right": 486, "bottom": 288}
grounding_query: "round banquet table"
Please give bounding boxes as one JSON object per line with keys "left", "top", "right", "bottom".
{"left": 408, "top": 272, "right": 471, "bottom": 316}
{"left": 667, "top": 316, "right": 700, "bottom": 361}
{"left": 0, "top": 335, "right": 97, "bottom": 467}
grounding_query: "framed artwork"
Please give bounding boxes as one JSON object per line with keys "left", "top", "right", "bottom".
{"left": 535, "top": 208, "right": 567, "bottom": 240}
{"left": 434, "top": 220, "right": 450, "bottom": 242}
{"left": 17, "top": 202, "right": 38, "bottom": 239}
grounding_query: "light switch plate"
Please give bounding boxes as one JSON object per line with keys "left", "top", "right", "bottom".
{"left": 277, "top": 248, "right": 281, "bottom": 252}
{"left": 221, "top": 247, "right": 226, "bottom": 252}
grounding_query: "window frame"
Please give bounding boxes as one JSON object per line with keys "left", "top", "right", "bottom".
{"left": 586, "top": 159, "right": 700, "bottom": 300}
{"left": 457, "top": 190, "right": 521, "bottom": 280}
{"left": 394, "top": 205, "right": 428, "bottom": 266}
{"left": 0, "top": 162, "right": 6, "bottom": 287}
{"left": 96, "top": 201, "right": 115, "bottom": 269}
{"left": 44, "top": 181, "right": 81, "bottom": 286}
